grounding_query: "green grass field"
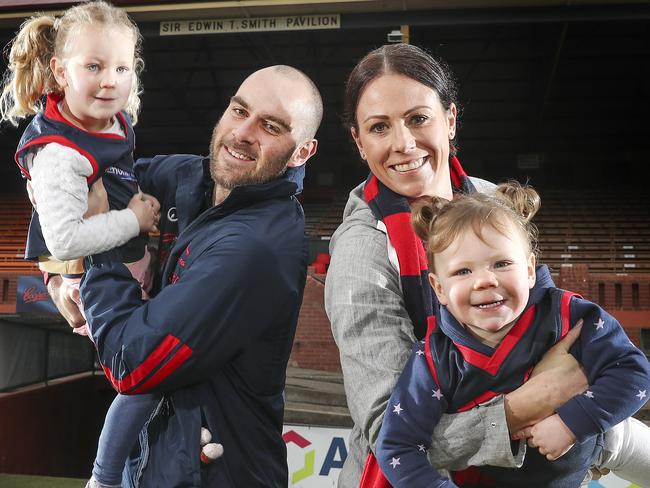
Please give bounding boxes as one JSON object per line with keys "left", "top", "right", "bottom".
{"left": 0, "top": 474, "right": 85, "bottom": 488}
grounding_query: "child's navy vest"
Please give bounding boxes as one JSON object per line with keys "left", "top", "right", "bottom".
{"left": 427, "top": 287, "right": 602, "bottom": 487}
{"left": 15, "top": 93, "right": 144, "bottom": 263}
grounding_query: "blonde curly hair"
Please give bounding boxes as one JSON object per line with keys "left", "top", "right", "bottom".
{"left": 412, "top": 181, "right": 541, "bottom": 273}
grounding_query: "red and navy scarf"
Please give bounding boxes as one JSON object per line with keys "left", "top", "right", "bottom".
{"left": 363, "top": 156, "right": 476, "bottom": 340}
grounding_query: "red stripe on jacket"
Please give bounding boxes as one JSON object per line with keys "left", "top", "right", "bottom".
{"left": 131, "top": 344, "right": 193, "bottom": 394}
{"left": 424, "top": 316, "right": 440, "bottom": 386}
{"left": 102, "top": 334, "right": 192, "bottom": 393}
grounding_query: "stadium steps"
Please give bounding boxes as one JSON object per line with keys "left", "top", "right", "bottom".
{"left": 284, "top": 367, "right": 352, "bottom": 427}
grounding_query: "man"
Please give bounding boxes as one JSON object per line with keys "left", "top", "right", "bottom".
{"left": 55, "top": 65, "right": 322, "bottom": 487}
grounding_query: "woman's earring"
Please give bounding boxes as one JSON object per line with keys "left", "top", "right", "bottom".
{"left": 360, "top": 151, "right": 366, "bottom": 160}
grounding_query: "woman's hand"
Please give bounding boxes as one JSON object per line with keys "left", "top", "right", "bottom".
{"left": 505, "top": 320, "right": 588, "bottom": 433}
{"left": 529, "top": 319, "right": 585, "bottom": 380}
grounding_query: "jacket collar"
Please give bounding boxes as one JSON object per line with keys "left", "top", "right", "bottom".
{"left": 163, "top": 158, "right": 304, "bottom": 284}
{"left": 174, "top": 157, "right": 304, "bottom": 233}
{"left": 529, "top": 264, "right": 555, "bottom": 304}
{"left": 215, "top": 162, "right": 305, "bottom": 206}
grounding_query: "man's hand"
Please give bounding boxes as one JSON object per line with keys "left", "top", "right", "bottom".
{"left": 505, "top": 320, "right": 587, "bottom": 433}
{"left": 526, "top": 414, "right": 576, "bottom": 460}
{"left": 46, "top": 274, "right": 86, "bottom": 332}
{"left": 85, "top": 178, "right": 109, "bottom": 218}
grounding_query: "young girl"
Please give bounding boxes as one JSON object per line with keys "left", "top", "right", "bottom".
{"left": 0, "top": 3, "right": 220, "bottom": 487}
{"left": 373, "top": 182, "right": 650, "bottom": 487}
{"left": 1, "top": 1, "right": 157, "bottom": 292}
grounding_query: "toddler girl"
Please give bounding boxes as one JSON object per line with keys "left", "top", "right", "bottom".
{"left": 374, "top": 182, "right": 650, "bottom": 487}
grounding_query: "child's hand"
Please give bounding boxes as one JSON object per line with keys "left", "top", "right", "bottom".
{"left": 527, "top": 414, "right": 576, "bottom": 460}
{"left": 128, "top": 191, "right": 160, "bottom": 233}
{"left": 85, "top": 178, "right": 109, "bottom": 218}
{"left": 142, "top": 193, "right": 161, "bottom": 232}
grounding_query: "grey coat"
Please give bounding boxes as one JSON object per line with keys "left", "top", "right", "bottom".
{"left": 325, "top": 179, "right": 525, "bottom": 487}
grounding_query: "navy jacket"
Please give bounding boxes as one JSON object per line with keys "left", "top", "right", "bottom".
{"left": 81, "top": 154, "right": 308, "bottom": 487}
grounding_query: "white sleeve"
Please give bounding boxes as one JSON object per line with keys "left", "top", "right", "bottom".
{"left": 30, "top": 142, "right": 140, "bottom": 261}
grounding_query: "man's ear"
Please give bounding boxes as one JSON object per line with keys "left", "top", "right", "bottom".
{"left": 50, "top": 57, "right": 67, "bottom": 89}
{"left": 287, "top": 139, "right": 318, "bottom": 168}
{"left": 527, "top": 252, "right": 537, "bottom": 289}
{"left": 428, "top": 272, "right": 448, "bottom": 305}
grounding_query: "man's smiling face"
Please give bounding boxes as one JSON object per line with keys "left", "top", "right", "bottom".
{"left": 208, "top": 70, "right": 304, "bottom": 191}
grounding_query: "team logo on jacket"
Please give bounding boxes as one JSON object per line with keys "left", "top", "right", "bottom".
{"left": 105, "top": 166, "right": 136, "bottom": 182}
{"left": 167, "top": 206, "right": 178, "bottom": 222}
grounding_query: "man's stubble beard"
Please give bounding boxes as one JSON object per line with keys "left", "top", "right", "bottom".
{"left": 209, "top": 129, "right": 296, "bottom": 190}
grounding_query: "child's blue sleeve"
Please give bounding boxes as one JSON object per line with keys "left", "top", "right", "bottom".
{"left": 557, "top": 297, "right": 650, "bottom": 441}
{"left": 376, "top": 341, "right": 459, "bottom": 488}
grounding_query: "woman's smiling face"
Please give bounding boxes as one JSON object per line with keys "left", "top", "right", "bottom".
{"left": 352, "top": 73, "right": 457, "bottom": 201}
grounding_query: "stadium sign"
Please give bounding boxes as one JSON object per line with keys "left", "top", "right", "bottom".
{"left": 284, "top": 425, "right": 348, "bottom": 486}
{"left": 160, "top": 14, "right": 340, "bottom": 36}
{"left": 282, "top": 424, "right": 638, "bottom": 487}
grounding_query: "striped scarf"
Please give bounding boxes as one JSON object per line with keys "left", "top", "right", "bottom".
{"left": 363, "top": 156, "right": 476, "bottom": 340}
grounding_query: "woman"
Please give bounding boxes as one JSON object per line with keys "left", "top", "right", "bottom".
{"left": 325, "top": 43, "right": 650, "bottom": 487}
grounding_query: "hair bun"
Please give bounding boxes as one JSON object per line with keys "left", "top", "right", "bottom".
{"left": 495, "top": 181, "right": 541, "bottom": 223}
{"left": 411, "top": 195, "right": 449, "bottom": 240}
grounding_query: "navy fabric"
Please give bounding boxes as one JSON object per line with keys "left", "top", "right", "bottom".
{"left": 81, "top": 155, "right": 308, "bottom": 487}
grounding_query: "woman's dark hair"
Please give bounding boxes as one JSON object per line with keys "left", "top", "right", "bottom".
{"left": 343, "top": 43, "right": 460, "bottom": 154}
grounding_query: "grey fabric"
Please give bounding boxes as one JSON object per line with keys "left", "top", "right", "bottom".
{"left": 596, "top": 417, "right": 650, "bottom": 486}
{"left": 325, "top": 178, "right": 524, "bottom": 488}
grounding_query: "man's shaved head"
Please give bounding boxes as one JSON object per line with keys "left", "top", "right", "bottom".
{"left": 257, "top": 65, "right": 323, "bottom": 142}
{"left": 208, "top": 64, "right": 321, "bottom": 204}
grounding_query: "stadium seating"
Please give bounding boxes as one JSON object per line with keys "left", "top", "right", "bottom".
{"left": 303, "top": 187, "right": 650, "bottom": 274}
{"left": 0, "top": 194, "right": 33, "bottom": 270}
{"left": 0, "top": 195, "right": 38, "bottom": 313}
{"left": 535, "top": 189, "right": 650, "bottom": 274}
